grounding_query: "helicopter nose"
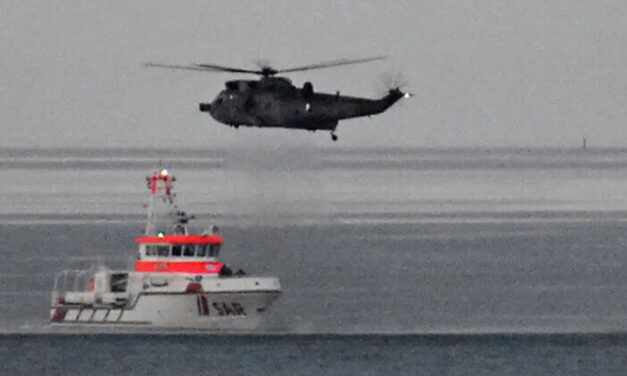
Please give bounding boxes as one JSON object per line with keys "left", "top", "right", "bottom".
{"left": 199, "top": 103, "right": 211, "bottom": 112}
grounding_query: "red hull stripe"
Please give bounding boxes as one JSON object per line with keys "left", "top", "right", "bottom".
{"left": 135, "top": 261, "right": 223, "bottom": 274}
{"left": 136, "top": 235, "right": 223, "bottom": 245}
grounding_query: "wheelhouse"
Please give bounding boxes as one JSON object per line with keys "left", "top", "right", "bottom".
{"left": 134, "top": 234, "right": 225, "bottom": 275}
{"left": 137, "top": 235, "right": 223, "bottom": 260}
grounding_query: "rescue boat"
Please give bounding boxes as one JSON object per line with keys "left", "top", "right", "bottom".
{"left": 50, "top": 168, "right": 281, "bottom": 329}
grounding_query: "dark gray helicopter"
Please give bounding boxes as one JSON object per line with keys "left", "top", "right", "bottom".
{"left": 145, "top": 57, "right": 411, "bottom": 141}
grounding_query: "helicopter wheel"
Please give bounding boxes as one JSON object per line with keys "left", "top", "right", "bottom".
{"left": 331, "top": 132, "right": 338, "bottom": 142}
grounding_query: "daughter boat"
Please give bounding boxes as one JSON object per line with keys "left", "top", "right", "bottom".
{"left": 50, "top": 168, "right": 281, "bottom": 329}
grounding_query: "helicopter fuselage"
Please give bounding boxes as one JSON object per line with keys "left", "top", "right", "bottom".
{"left": 200, "top": 77, "right": 406, "bottom": 135}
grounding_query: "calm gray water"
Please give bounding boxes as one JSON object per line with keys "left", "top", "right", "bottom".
{"left": 2, "top": 333, "right": 627, "bottom": 376}
{"left": 2, "top": 147, "right": 627, "bottom": 373}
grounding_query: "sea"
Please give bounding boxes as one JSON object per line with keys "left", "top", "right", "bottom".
{"left": 2, "top": 146, "right": 627, "bottom": 375}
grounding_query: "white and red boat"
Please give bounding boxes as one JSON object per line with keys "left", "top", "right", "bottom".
{"left": 50, "top": 168, "right": 281, "bottom": 329}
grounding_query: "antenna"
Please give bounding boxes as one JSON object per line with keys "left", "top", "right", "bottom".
{"left": 144, "top": 168, "right": 176, "bottom": 235}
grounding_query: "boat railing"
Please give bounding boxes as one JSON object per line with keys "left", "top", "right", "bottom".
{"left": 52, "top": 267, "right": 134, "bottom": 307}
{"left": 51, "top": 268, "right": 99, "bottom": 303}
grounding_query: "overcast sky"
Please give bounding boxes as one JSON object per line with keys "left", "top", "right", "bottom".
{"left": 2, "top": 1, "right": 627, "bottom": 148}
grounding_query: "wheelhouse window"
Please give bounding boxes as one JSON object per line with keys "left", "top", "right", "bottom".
{"left": 153, "top": 243, "right": 220, "bottom": 258}
{"left": 196, "top": 245, "right": 207, "bottom": 257}
{"left": 145, "top": 245, "right": 169, "bottom": 257}
{"left": 171, "top": 245, "right": 182, "bottom": 257}
{"left": 157, "top": 245, "right": 169, "bottom": 257}
{"left": 145, "top": 245, "right": 155, "bottom": 256}
{"left": 183, "top": 244, "right": 195, "bottom": 257}
{"left": 209, "top": 244, "right": 221, "bottom": 257}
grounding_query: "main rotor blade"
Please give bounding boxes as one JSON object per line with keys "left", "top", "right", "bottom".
{"left": 193, "top": 63, "right": 263, "bottom": 75}
{"left": 145, "top": 56, "right": 387, "bottom": 76}
{"left": 144, "top": 63, "right": 216, "bottom": 72}
{"left": 277, "top": 56, "right": 387, "bottom": 74}
{"left": 144, "top": 62, "right": 261, "bottom": 74}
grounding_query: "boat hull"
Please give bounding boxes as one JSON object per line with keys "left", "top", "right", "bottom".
{"left": 51, "top": 274, "right": 281, "bottom": 329}
{"left": 51, "top": 290, "right": 280, "bottom": 329}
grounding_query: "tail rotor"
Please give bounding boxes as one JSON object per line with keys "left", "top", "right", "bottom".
{"left": 378, "top": 72, "right": 413, "bottom": 99}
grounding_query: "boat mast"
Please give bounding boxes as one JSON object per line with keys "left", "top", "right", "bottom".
{"left": 144, "top": 168, "right": 175, "bottom": 235}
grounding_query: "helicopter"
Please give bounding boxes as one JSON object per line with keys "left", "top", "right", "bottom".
{"left": 145, "top": 57, "right": 412, "bottom": 141}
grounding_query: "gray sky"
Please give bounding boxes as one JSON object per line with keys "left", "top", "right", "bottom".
{"left": 2, "top": 0, "right": 627, "bottom": 148}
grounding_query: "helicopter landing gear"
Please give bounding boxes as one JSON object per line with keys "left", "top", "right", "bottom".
{"left": 331, "top": 132, "right": 338, "bottom": 142}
